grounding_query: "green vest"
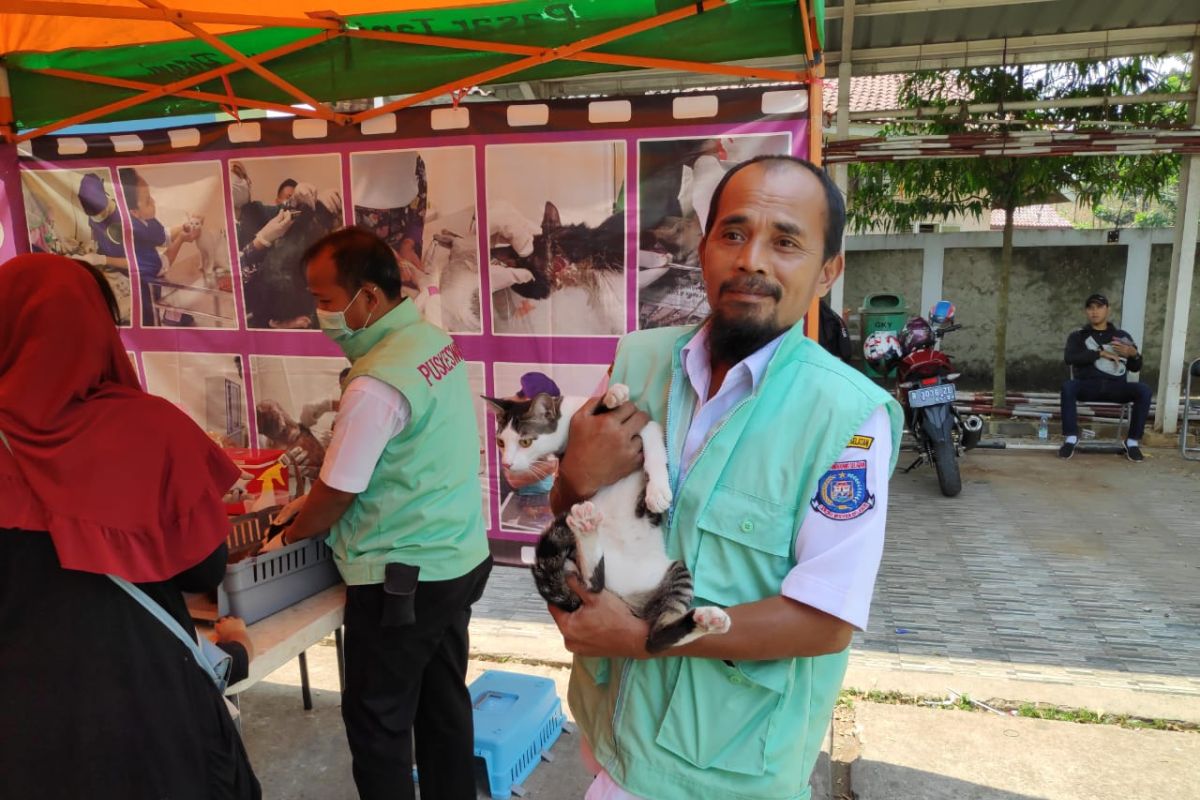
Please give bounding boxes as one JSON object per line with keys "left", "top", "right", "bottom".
{"left": 569, "top": 323, "right": 902, "bottom": 800}
{"left": 327, "top": 300, "right": 489, "bottom": 584}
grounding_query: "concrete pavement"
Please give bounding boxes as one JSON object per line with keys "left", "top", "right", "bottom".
{"left": 849, "top": 703, "right": 1200, "bottom": 800}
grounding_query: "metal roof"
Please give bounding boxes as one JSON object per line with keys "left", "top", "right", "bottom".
{"left": 486, "top": 0, "right": 1199, "bottom": 99}
{"left": 823, "top": 0, "right": 1200, "bottom": 76}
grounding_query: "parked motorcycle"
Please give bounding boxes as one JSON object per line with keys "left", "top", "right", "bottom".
{"left": 864, "top": 300, "right": 983, "bottom": 497}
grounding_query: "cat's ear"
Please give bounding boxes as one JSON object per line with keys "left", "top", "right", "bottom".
{"left": 542, "top": 201, "right": 561, "bottom": 231}
{"left": 481, "top": 396, "right": 515, "bottom": 416}
{"left": 528, "top": 392, "right": 563, "bottom": 422}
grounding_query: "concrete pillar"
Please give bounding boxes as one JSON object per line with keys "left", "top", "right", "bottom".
{"left": 1154, "top": 44, "right": 1200, "bottom": 436}
{"left": 920, "top": 239, "right": 945, "bottom": 320}
{"left": 1121, "top": 233, "right": 1151, "bottom": 381}
{"left": 1154, "top": 155, "right": 1200, "bottom": 434}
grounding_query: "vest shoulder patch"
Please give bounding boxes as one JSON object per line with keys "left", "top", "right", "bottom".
{"left": 811, "top": 460, "right": 874, "bottom": 521}
{"left": 847, "top": 435, "right": 874, "bottom": 450}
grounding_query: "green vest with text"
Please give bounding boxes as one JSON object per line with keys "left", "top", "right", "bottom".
{"left": 329, "top": 300, "right": 488, "bottom": 585}
{"left": 568, "top": 323, "right": 902, "bottom": 800}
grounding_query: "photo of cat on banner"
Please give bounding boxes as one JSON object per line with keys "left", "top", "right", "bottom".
{"left": 351, "top": 146, "right": 483, "bottom": 333}
{"left": 21, "top": 167, "right": 132, "bottom": 325}
{"left": 117, "top": 161, "right": 235, "bottom": 329}
{"left": 250, "top": 355, "right": 348, "bottom": 492}
{"left": 637, "top": 133, "right": 792, "bottom": 329}
{"left": 229, "top": 154, "right": 343, "bottom": 330}
{"left": 487, "top": 362, "right": 611, "bottom": 535}
{"left": 486, "top": 141, "right": 627, "bottom": 337}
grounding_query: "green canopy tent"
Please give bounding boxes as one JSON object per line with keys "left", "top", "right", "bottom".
{"left": 0, "top": 1, "right": 824, "bottom": 140}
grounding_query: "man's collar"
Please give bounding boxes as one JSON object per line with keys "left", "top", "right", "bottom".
{"left": 681, "top": 322, "right": 790, "bottom": 392}
{"left": 338, "top": 297, "right": 418, "bottom": 362}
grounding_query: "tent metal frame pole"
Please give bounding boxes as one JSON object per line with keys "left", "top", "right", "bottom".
{"left": 1154, "top": 40, "right": 1200, "bottom": 437}
{"left": 829, "top": 0, "right": 855, "bottom": 318}
{"left": 12, "top": 31, "right": 336, "bottom": 142}
{"left": 0, "top": 1, "right": 339, "bottom": 28}
{"left": 797, "top": 0, "right": 816, "bottom": 68}
{"left": 0, "top": 65, "right": 12, "bottom": 143}
{"left": 344, "top": 28, "right": 808, "bottom": 82}
{"left": 31, "top": 67, "right": 341, "bottom": 119}
{"left": 135, "top": 0, "right": 343, "bottom": 122}
{"left": 805, "top": 70, "right": 825, "bottom": 341}
{"left": 352, "top": 0, "right": 791, "bottom": 124}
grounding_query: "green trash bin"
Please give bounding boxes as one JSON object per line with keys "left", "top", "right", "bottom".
{"left": 859, "top": 292, "right": 909, "bottom": 378}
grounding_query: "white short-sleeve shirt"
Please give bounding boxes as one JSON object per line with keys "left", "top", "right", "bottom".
{"left": 318, "top": 376, "right": 410, "bottom": 493}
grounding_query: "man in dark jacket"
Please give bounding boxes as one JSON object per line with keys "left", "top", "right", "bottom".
{"left": 818, "top": 299, "right": 852, "bottom": 363}
{"left": 1059, "top": 293, "right": 1152, "bottom": 461}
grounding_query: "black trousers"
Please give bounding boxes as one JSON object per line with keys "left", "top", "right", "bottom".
{"left": 342, "top": 556, "right": 493, "bottom": 800}
{"left": 1060, "top": 378, "right": 1153, "bottom": 440}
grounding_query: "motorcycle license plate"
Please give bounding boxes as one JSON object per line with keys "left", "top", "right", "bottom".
{"left": 908, "top": 383, "right": 956, "bottom": 408}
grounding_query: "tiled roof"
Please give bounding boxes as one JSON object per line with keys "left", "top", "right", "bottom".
{"left": 989, "top": 205, "right": 1074, "bottom": 230}
{"left": 822, "top": 74, "right": 905, "bottom": 114}
{"left": 823, "top": 73, "right": 976, "bottom": 116}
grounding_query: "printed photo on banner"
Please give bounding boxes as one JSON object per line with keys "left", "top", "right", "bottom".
{"left": 21, "top": 168, "right": 132, "bottom": 325}
{"left": 229, "top": 155, "right": 343, "bottom": 330}
{"left": 141, "top": 352, "right": 250, "bottom": 448}
{"left": 117, "top": 161, "right": 236, "bottom": 329}
{"left": 486, "top": 141, "right": 627, "bottom": 337}
{"left": 636, "top": 134, "right": 791, "bottom": 329}
{"left": 487, "top": 362, "right": 610, "bottom": 535}
{"left": 465, "top": 362, "right": 492, "bottom": 530}
{"left": 351, "top": 147, "right": 482, "bottom": 334}
{"left": 249, "top": 355, "right": 349, "bottom": 492}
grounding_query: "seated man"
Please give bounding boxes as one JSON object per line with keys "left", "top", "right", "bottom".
{"left": 1060, "top": 293, "right": 1152, "bottom": 462}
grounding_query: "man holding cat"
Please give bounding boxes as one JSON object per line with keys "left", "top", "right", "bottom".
{"left": 269, "top": 228, "right": 491, "bottom": 800}
{"left": 549, "top": 155, "right": 903, "bottom": 800}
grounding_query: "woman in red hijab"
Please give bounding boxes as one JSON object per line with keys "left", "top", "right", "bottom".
{"left": 0, "top": 254, "right": 261, "bottom": 799}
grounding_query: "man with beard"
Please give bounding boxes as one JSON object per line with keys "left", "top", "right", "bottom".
{"left": 548, "top": 156, "right": 903, "bottom": 799}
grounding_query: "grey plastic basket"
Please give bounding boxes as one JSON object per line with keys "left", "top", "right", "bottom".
{"left": 218, "top": 514, "right": 342, "bottom": 624}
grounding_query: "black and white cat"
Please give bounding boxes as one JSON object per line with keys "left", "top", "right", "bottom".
{"left": 491, "top": 201, "right": 625, "bottom": 300}
{"left": 485, "top": 384, "right": 731, "bottom": 653}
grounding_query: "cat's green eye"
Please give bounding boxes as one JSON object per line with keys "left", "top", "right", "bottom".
{"left": 519, "top": 437, "right": 534, "bottom": 448}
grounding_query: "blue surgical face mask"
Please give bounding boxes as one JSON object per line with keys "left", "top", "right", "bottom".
{"left": 317, "top": 288, "right": 371, "bottom": 341}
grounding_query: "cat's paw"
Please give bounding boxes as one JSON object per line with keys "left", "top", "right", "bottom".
{"left": 693, "top": 606, "right": 731, "bottom": 635}
{"left": 603, "top": 383, "right": 630, "bottom": 409}
{"left": 567, "top": 501, "right": 603, "bottom": 536}
{"left": 644, "top": 481, "right": 673, "bottom": 514}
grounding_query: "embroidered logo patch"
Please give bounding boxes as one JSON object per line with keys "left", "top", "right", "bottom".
{"left": 847, "top": 435, "right": 874, "bottom": 450}
{"left": 811, "top": 460, "right": 875, "bottom": 521}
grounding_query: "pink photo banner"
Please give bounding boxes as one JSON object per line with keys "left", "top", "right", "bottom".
{"left": 11, "top": 87, "right": 811, "bottom": 555}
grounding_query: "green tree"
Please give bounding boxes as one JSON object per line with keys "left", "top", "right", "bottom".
{"left": 848, "top": 58, "right": 1186, "bottom": 408}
